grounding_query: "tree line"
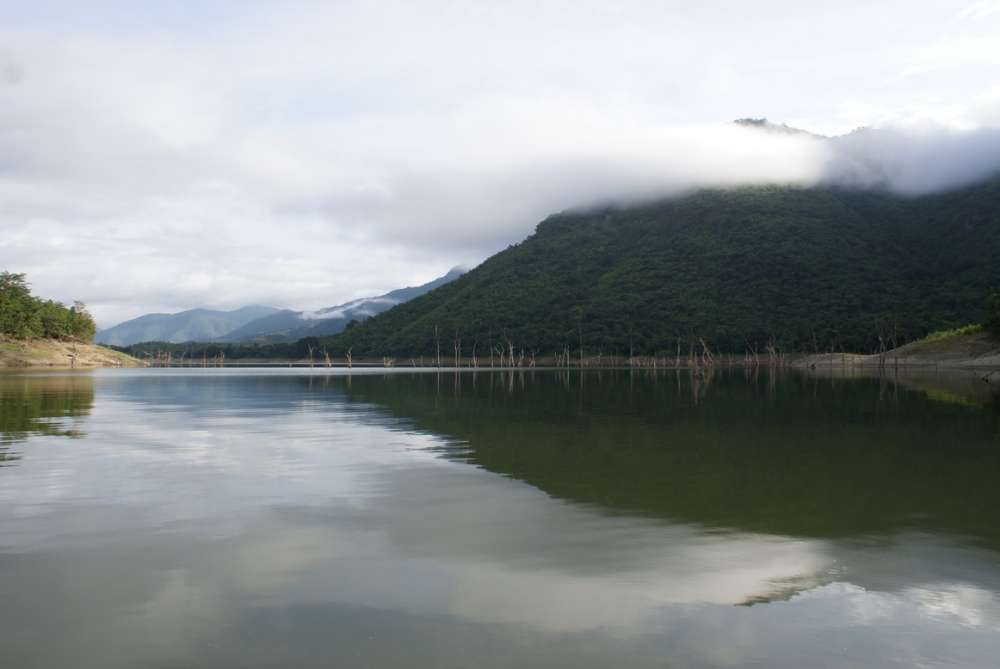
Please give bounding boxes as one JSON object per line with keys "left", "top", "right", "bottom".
{"left": 0, "top": 272, "right": 96, "bottom": 341}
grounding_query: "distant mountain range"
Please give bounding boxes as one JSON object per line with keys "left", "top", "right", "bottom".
{"left": 95, "top": 268, "right": 466, "bottom": 347}
{"left": 94, "top": 305, "right": 281, "bottom": 347}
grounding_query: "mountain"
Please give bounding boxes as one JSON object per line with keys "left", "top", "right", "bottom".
{"left": 326, "top": 178, "right": 1000, "bottom": 358}
{"left": 220, "top": 268, "right": 467, "bottom": 343}
{"left": 94, "top": 305, "right": 280, "bottom": 346}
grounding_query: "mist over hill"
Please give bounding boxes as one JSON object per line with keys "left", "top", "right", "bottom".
{"left": 95, "top": 269, "right": 467, "bottom": 347}
{"left": 327, "top": 177, "right": 1000, "bottom": 358}
{"left": 220, "top": 268, "right": 468, "bottom": 343}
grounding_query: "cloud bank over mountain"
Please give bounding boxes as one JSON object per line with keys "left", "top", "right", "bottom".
{"left": 1, "top": 1, "right": 999, "bottom": 326}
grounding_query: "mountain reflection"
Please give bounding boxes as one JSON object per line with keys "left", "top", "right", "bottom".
{"left": 2, "top": 368, "right": 999, "bottom": 668}
{"left": 0, "top": 374, "right": 94, "bottom": 464}
{"left": 335, "top": 368, "right": 1000, "bottom": 547}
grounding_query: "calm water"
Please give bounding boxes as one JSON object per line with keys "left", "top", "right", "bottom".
{"left": 1, "top": 367, "right": 999, "bottom": 668}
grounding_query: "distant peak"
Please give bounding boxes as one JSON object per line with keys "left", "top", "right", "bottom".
{"left": 732, "top": 118, "right": 824, "bottom": 138}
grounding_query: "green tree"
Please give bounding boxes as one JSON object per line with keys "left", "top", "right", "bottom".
{"left": 0, "top": 272, "right": 97, "bottom": 342}
{"left": 0, "top": 272, "right": 37, "bottom": 338}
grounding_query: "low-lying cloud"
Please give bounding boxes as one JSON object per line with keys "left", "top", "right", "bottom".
{"left": 824, "top": 125, "right": 1000, "bottom": 194}
{"left": 2, "top": 0, "right": 999, "bottom": 326}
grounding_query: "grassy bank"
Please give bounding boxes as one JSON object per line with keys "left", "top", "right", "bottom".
{"left": 0, "top": 338, "right": 145, "bottom": 368}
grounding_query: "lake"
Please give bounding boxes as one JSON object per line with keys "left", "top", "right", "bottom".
{"left": 1, "top": 367, "right": 999, "bottom": 668}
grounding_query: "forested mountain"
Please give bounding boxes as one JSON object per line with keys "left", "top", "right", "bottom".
{"left": 223, "top": 267, "right": 467, "bottom": 343}
{"left": 326, "top": 178, "right": 1000, "bottom": 358}
{"left": 94, "top": 306, "right": 279, "bottom": 346}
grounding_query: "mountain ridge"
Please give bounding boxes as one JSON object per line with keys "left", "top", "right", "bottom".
{"left": 94, "top": 305, "right": 280, "bottom": 346}
{"left": 219, "top": 267, "right": 468, "bottom": 343}
{"left": 95, "top": 268, "right": 467, "bottom": 346}
{"left": 324, "top": 178, "right": 1000, "bottom": 358}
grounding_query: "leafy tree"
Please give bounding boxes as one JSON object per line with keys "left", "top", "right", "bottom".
{"left": 0, "top": 272, "right": 97, "bottom": 341}
{"left": 0, "top": 272, "right": 37, "bottom": 338}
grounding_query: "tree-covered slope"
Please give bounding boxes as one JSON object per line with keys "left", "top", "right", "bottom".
{"left": 326, "top": 180, "right": 1000, "bottom": 358}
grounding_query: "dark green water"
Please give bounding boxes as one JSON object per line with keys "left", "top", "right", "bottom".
{"left": 1, "top": 367, "right": 999, "bottom": 668}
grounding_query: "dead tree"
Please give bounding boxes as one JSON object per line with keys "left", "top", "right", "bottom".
{"left": 435, "top": 325, "right": 441, "bottom": 368}
{"left": 874, "top": 318, "right": 888, "bottom": 370}
{"left": 628, "top": 320, "right": 634, "bottom": 368}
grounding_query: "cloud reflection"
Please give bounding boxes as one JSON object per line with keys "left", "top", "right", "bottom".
{"left": 1, "top": 371, "right": 999, "bottom": 667}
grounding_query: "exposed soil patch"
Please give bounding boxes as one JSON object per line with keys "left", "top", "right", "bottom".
{"left": 796, "top": 331, "right": 1000, "bottom": 371}
{"left": 0, "top": 339, "right": 145, "bottom": 368}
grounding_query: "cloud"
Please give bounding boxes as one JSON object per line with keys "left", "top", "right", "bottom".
{"left": 823, "top": 125, "right": 1000, "bottom": 193}
{"left": 958, "top": 1, "right": 1000, "bottom": 21}
{"left": 2, "top": 0, "right": 1000, "bottom": 326}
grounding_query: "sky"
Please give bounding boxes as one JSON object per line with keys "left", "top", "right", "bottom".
{"left": 2, "top": 0, "right": 1000, "bottom": 328}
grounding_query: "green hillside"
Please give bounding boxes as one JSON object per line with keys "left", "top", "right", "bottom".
{"left": 326, "top": 180, "right": 1000, "bottom": 358}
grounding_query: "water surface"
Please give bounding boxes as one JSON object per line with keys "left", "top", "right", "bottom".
{"left": 1, "top": 367, "right": 999, "bottom": 668}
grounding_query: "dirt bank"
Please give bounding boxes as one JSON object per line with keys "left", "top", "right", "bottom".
{"left": 796, "top": 331, "right": 1000, "bottom": 371}
{"left": 0, "top": 339, "right": 145, "bottom": 368}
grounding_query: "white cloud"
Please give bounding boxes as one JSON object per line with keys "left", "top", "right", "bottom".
{"left": 958, "top": 1, "right": 1000, "bottom": 21}
{"left": 2, "top": 1, "right": 1000, "bottom": 326}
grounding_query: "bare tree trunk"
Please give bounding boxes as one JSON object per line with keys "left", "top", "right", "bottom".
{"left": 629, "top": 321, "right": 634, "bottom": 368}
{"left": 435, "top": 325, "right": 441, "bottom": 368}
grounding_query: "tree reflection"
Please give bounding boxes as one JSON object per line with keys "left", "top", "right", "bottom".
{"left": 0, "top": 374, "right": 94, "bottom": 465}
{"left": 333, "top": 368, "right": 1000, "bottom": 547}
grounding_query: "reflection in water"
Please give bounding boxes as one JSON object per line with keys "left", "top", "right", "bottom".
{"left": 0, "top": 373, "right": 93, "bottom": 465}
{"left": 0, "top": 368, "right": 998, "bottom": 668}
{"left": 341, "top": 367, "right": 1000, "bottom": 546}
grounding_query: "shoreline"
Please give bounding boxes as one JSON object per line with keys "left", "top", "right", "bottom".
{"left": 0, "top": 338, "right": 146, "bottom": 368}
{"left": 794, "top": 331, "right": 1000, "bottom": 371}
